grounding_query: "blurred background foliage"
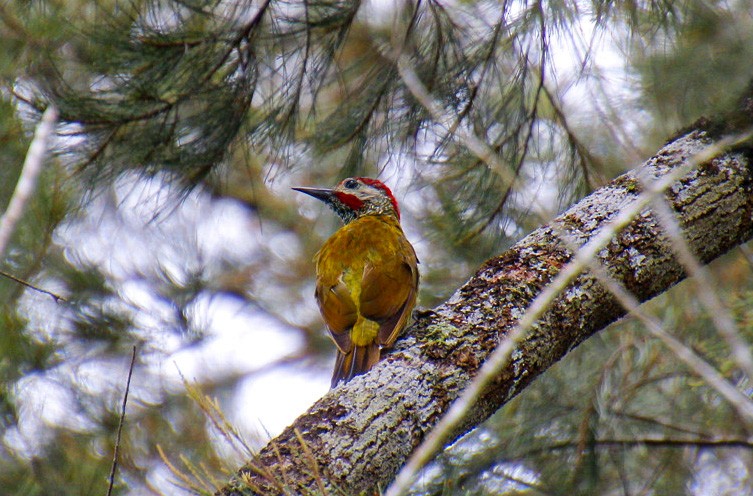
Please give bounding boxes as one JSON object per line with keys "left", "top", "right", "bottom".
{"left": 1, "top": 0, "right": 753, "bottom": 494}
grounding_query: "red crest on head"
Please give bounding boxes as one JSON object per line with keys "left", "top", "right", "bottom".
{"left": 355, "top": 177, "right": 400, "bottom": 219}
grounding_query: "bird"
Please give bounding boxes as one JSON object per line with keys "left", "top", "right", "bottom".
{"left": 293, "top": 177, "right": 419, "bottom": 387}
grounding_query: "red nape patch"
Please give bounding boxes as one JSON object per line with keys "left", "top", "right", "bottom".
{"left": 334, "top": 192, "right": 364, "bottom": 211}
{"left": 355, "top": 177, "right": 400, "bottom": 219}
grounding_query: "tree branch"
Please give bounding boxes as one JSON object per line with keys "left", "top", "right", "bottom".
{"left": 217, "top": 120, "right": 753, "bottom": 494}
{"left": 388, "top": 127, "right": 753, "bottom": 496}
{"left": 0, "top": 105, "right": 57, "bottom": 260}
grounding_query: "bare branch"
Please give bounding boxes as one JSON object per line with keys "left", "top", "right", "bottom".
{"left": 396, "top": 57, "right": 538, "bottom": 212}
{"left": 553, "top": 222, "right": 753, "bottom": 422}
{"left": 385, "top": 132, "right": 753, "bottom": 496}
{"left": 0, "top": 105, "right": 58, "bottom": 260}
{"left": 0, "top": 269, "right": 67, "bottom": 303}
{"left": 107, "top": 345, "right": 137, "bottom": 496}
{"left": 645, "top": 180, "right": 753, "bottom": 380}
{"left": 520, "top": 436, "right": 753, "bottom": 457}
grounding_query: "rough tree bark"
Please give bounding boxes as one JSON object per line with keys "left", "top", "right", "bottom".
{"left": 217, "top": 97, "right": 753, "bottom": 494}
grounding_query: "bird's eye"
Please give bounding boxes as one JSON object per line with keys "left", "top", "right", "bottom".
{"left": 344, "top": 179, "right": 359, "bottom": 189}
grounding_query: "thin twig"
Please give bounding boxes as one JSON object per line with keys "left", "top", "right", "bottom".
{"left": 519, "top": 436, "right": 753, "bottom": 457}
{"left": 397, "top": 58, "right": 529, "bottom": 199}
{"left": 107, "top": 345, "right": 137, "bottom": 496}
{"left": 0, "top": 105, "right": 58, "bottom": 261}
{"left": 552, "top": 227, "right": 753, "bottom": 422}
{"left": 0, "top": 3, "right": 46, "bottom": 50}
{"left": 0, "top": 269, "right": 67, "bottom": 302}
{"left": 643, "top": 176, "right": 753, "bottom": 380}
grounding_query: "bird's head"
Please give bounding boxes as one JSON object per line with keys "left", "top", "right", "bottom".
{"left": 293, "top": 177, "right": 400, "bottom": 224}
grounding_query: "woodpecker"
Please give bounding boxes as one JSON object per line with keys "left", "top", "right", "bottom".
{"left": 293, "top": 177, "right": 419, "bottom": 387}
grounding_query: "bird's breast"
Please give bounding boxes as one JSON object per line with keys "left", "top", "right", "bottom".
{"left": 315, "top": 215, "right": 404, "bottom": 275}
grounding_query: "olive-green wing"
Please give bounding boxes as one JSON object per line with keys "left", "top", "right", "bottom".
{"left": 315, "top": 278, "right": 357, "bottom": 354}
{"left": 359, "top": 239, "right": 419, "bottom": 346}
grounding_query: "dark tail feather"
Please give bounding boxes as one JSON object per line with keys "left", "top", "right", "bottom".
{"left": 331, "top": 343, "right": 380, "bottom": 388}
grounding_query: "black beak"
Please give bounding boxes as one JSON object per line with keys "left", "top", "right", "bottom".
{"left": 292, "top": 186, "right": 335, "bottom": 203}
